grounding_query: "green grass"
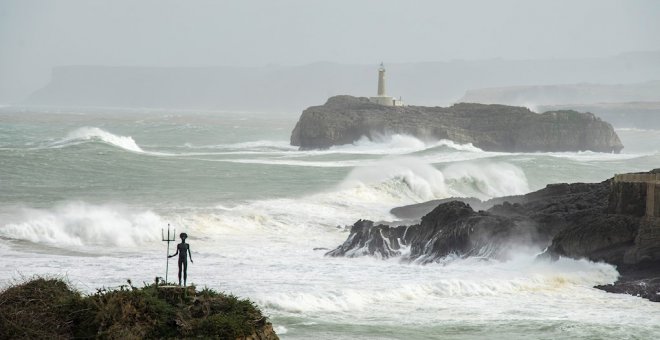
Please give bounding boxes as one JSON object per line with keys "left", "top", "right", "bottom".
{"left": 0, "top": 276, "right": 276, "bottom": 339}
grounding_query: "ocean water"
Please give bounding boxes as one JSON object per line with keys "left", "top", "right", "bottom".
{"left": 1, "top": 107, "right": 660, "bottom": 339}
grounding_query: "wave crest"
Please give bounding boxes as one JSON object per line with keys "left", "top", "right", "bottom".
{"left": 52, "top": 127, "right": 144, "bottom": 153}
{"left": 340, "top": 158, "right": 529, "bottom": 202}
{"left": 0, "top": 202, "right": 163, "bottom": 247}
{"left": 329, "top": 134, "right": 484, "bottom": 155}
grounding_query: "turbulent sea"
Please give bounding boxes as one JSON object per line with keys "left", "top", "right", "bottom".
{"left": 1, "top": 107, "right": 660, "bottom": 339}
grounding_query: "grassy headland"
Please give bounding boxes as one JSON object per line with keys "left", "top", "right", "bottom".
{"left": 0, "top": 277, "right": 278, "bottom": 339}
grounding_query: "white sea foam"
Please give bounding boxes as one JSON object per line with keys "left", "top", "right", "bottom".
{"left": 325, "top": 134, "right": 483, "bottom": 155}
{"left": 184, "top": 140, "right": 297, "bottom": 152}
{"left": 340, "top": 158, "right": 528, "bottom": 202}
{"left": 443, "top": 162, "right": 529, "bottom": 199}
{"left": 543, "top": 151, "right": 650, "bottom": 162}
{"left": 0, "top": 202, "right": 164, "bottom": 248}
{"left": 0, "top": 158, "right": 528, "bottom": 250}
{"left": 0, "top": 158, "right": 530, "bottom": 249}
{"left": 258, "top": 255, "right": 621, "bottom": 316}
{"left": 180, "top": 135, "right": 485, "bottom": 162}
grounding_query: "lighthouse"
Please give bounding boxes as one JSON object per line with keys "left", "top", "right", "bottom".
{"left": 369, "top": 62, "right": 404, "bottom": 106}
{"left": 377, "top": 63, "right": 386, "bottom": 96}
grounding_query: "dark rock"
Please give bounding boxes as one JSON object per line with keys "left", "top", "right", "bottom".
{"left": 326, "top": 220, "right": 408, "bottom": 259}
{"left": 392, "top": 181, "right": 609, "bottom": 228}
{"left": 390, "top": 197, "right": 489, "bottom": 220}
{"left": 330, "top": 179, "right": 622, "bottom": 262}
{"left": 328, "top": 202, "right": 547, "bottom": 263}
{"left": 291, "top": 95, "right": 623, "bottom": 152}
{"left": 595, "top": 264, "right": 660, "bottom": 302}
{"left": 328, "top": 169, "right": 660, "bottom": 301}
{"left": 545, "top": 214, "right": 640, "bottom": 265}
{"left": 608, "top": 180, "right": 648, "bottom": 216}
{"left": 406, "top": 201, "right": 544, "bottom": 262}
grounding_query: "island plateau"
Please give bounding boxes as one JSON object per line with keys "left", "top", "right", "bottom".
{"left": 290, "top": 95, "right": 624, "bottom": 153}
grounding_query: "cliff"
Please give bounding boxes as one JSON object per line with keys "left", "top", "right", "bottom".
{"left": 327, "top": 169, "right": 660, "bottom": 301}
{"left": 290, "top": 95, "right": 623, "bottom": 153}
{"left": 18, "top": 51, "right": 660, "bottom": 110}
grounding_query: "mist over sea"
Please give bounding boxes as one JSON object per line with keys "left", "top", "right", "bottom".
{"left": 1, "top": 107, "right": 660, "bottom": 339}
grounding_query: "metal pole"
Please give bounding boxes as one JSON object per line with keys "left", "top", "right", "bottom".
{"left": 162, "top": 224, "right": 176, "bottom": 284}
{"left": 165, "top": 229, "right": 170, "bottom": 283}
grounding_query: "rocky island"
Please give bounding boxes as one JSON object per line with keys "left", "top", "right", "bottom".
{"left": 327, "top": 169, "right": 660, "bottom": 301}
{"left": 290, "top": 95, "right": 624, "bottom": 153}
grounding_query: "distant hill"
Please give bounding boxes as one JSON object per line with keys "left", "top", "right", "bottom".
{"left": 459, "top": 81, "right": 660, "bottom": 106}
{"left": 24, "top": 51, "right": 660, "bottom": 112}
{"left": 537, "top": 102, "right": 660, "bottom": 129}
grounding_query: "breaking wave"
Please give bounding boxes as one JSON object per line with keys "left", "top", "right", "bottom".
{"left": 0, "top": 159, "right": 529, "bottom": 248}
{"left": 340, "top": 158, "right": 529, "bottom": 201}
{"left": 0, "top": 202, "right": 163, "bottom": 248}
{"left": 51, "top": 127, "right": 145, "bottom": 153}
{"left": 326, "top": 134, "right": 483, "bottom": 155}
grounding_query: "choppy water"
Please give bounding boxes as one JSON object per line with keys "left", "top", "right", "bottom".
{"left": 1, "top": 107, "right": 659, "bottom": 339}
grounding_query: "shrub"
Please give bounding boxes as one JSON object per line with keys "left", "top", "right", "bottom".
{"left": 0, "top": 277, "right": 275, "bottom": 339}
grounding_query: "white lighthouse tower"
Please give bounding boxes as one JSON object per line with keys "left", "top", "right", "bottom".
{"left": 369, "top": 62, "right": 404, "bottom": 106}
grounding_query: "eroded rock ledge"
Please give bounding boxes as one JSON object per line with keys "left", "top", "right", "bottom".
{"left": 327, "top": 169, "right": 660, "bottom": 301}
{"left": 291, "top": 95, "right": 624, "bottom": 152}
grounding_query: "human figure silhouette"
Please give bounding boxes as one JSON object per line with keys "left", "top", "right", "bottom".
{"left": 168, "top": 232, "right": 193, "bottom": 286}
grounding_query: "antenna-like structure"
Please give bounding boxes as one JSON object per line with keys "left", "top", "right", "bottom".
{"left": 162, "top": 224, "right": 176, "bottom": 284}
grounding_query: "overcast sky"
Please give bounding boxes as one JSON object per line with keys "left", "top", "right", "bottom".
{"left": 1, "top": 0, "right": 659, "bottom": 101}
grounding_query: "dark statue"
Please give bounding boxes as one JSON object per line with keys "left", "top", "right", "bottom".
{"left": 168, "top": 232, "right": 193, "bottom": 286}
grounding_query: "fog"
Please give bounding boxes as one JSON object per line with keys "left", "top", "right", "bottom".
{"left": 1, "top": 0, "right": 659, "bottom": 108}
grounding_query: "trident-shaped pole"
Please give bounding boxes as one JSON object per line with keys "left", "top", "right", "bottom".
{"left": 162, "top": 224, "right": 176, "bottom": 284}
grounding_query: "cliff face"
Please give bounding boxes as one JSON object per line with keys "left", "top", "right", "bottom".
{"left": 290, "top": 95, "right": 623, "bottom": 153}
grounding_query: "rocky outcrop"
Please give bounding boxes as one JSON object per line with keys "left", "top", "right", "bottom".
{"left": 328, "top": 181, "right": 617, "bottom": 262}
{"left": 327, "top": 169, "right": 660, "bottom": 301}
{"left": 327, "top": 202, "right": 546, "bottom": 262}
{"left": 595, "top": 265, "right": 660, "bottom": 302}
{"left": 291, "top": 95, "right": 624, "bottom": 153}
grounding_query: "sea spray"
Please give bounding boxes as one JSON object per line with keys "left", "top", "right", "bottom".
{"left": 443, "top": 162, "right": 530, "bottom": 199}
{"left": 316, "top": 134, "right": 483, "bottom": 155}
{"left": 258, "top": 254, "right": 620, "bottom": 315}
{"left": 340, "top": 158, "right": 529, "bottom": 202}
{"left": 0, "top": 159, "right": 532, "bottom": 248}
{"left": 0, "top": 202, "right": 163, "bottom": 247}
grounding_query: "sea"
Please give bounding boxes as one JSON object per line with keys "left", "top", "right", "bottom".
{"left": 1, "top": 106, "right": 659, "bottom": 339}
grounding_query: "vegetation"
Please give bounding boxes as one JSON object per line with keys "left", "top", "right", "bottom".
{"left": 0, "top": 276, "right": 277, "bottom": 339}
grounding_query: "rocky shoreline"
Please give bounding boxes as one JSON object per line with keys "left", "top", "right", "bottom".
{"left": 326, "top": 169, "right": 660, "bottom": 301}
{"left": 291, "top": 95, "right": 624, "bottom": 153}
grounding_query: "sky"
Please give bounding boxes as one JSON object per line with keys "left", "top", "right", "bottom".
{"left": 1, "top": 0, "right": 659, "bottom": 102}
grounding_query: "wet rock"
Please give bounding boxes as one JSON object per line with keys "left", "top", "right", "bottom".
{"left": 328, "top": 169, "right": 660, "bottom": 301}
{"left": 595, "top": 264, "right": 660, "bottom": 302}
{"left": 327, "top": 202, "right": 547, "bottom": 263}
